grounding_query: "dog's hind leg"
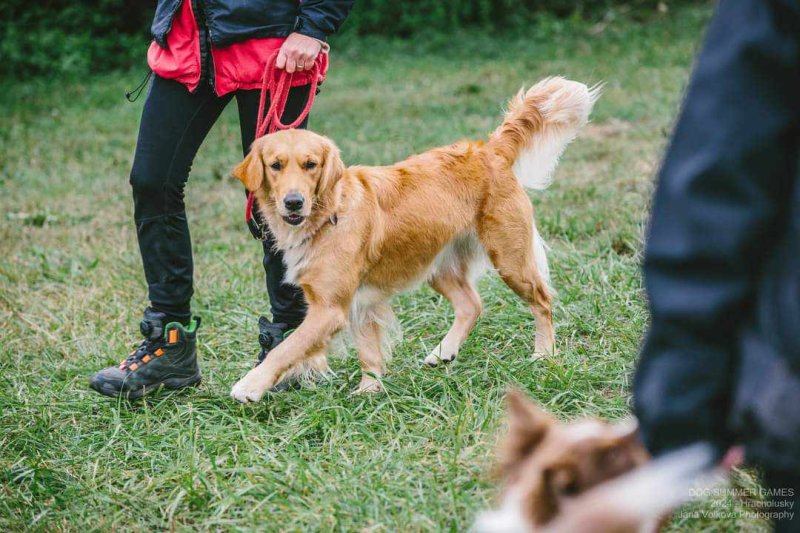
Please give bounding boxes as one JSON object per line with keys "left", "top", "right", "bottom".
{"left": 478, "top": 188, "right": 554, "bottom": 357}
{"left": 424, "top": 271, "right": 482, "bottom": 366}
{"left": 351, "top": 300, "right": 394, "bottom": 393}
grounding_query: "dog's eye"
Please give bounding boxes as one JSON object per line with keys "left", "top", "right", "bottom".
{"left": 304, "top": 161, "right": 317, "bottom": 170}
{"left": 270, "top": 161, "right": 282, "bottom": 171}
{"left": 559, "top": 480, "right": 579, "bottom": 496}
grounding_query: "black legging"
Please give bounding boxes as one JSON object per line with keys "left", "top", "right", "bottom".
{"left": 130, "top": 75, "right": 308, "bottom": 326}
{"left": 764, "top": 470, "right": 800, "bottom": 533}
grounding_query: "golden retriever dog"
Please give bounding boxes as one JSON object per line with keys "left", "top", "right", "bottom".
{"left": 473, "top": 391, "right": 720, "bottom": 533}
{"left": 230, "top": 77, "right": 598, "bottom": 403}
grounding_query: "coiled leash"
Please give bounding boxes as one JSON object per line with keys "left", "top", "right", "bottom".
{"left": 245, "top": 51, "right": 322, "bottom": 239}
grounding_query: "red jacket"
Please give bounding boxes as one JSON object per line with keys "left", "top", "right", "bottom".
{"left": 148, "top": 0, "right": 328, "bottom": 97}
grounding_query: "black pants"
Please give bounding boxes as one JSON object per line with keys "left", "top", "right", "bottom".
{"left": 131, "top": 75, "right": 307, "bottom": 326}
{"left": 764, "top": 471, "right": 800, "bottom": 533}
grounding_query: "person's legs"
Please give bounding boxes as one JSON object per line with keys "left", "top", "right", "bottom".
{"left": 236, "top": 85, "right": 311, "bottom": 329}
{"left": 90, "top": 76, "right": 231, "bottom": 398}
{"left": 131, "top": 76, "right": 232, "bottom": 323}
{"left": 763, "top": 470, "right": 800, "bottom": 533}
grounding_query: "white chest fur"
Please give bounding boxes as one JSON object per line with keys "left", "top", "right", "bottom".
{"left": 281, "top": 240, "right": 312, "bottom": 285}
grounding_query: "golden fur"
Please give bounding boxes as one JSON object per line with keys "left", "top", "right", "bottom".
{"left": 230, "top": 77, "right": 598, "bottom": 402}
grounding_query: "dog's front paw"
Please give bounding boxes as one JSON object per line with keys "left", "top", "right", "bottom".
{"left": 230, "top": 371, "right": 271, "bottom": 403}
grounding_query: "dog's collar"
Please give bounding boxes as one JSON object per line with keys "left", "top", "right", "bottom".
{"left": 312, "top": 212, "right": 338, "bottom": 235}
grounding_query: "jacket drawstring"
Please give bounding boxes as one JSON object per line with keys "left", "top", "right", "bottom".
{"left": 126, "top": 70, "right": 153, "bottom": 102}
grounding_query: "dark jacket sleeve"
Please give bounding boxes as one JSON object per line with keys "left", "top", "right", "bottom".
{"left": 634, "top": 0, "right": 800, "bottom": 456}
{"left": 296, "top": 0, "right": 355, "bottom": 41}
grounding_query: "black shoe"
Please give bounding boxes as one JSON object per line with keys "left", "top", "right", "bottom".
{"left": 256, "top": 316, "right": 303, "bottom": 392}
{"left": 89, "top": 308, "right": 202, "bottom": 399}
{"left": 255, "top": 316, "right": 289, "bottom": 366}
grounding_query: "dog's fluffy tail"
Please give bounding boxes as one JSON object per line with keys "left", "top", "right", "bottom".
{"left": 489, "top": 77, "right": 600, "bottom": 190}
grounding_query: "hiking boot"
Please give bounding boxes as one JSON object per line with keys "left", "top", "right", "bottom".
{"left": 89, "top": 308, "right": 202, "bottom": 399}
{"left": 255, "top": 316, "right": 289, "bottom": 367}
{"left": 255, "top": 316, "right": 301, "bottom": 392}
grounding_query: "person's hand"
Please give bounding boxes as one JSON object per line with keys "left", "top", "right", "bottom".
{"left": 720, "top": 445, "right": 745, "bottom": 470}
{"left": 277, "top": 33, "right": 322, "bottom": 73}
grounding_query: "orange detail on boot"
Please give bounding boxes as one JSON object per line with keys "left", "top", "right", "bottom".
{"left": 154, "top": 348, "right": 165, "bottom": 356}
{"left": 142, "top": 355, "right": 152, "bottom": 363}
{"left": 168, "top": 329, "right": 179, "bottom": 344}
{"left": 129, "top": 363, "right": 140, "bottom": 371}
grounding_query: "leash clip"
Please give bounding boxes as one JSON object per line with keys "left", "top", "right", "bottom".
{"left": 245, "top": 191, "right": 269, "bottom": 241}
{"left": 249, "top": 216, "right": 270, "bottom": 242}
{"left": 254, "top": 220, "right": 270, "bottom": 242}
{"left": 246, "top": 198, "right": 270, "bottom": 242}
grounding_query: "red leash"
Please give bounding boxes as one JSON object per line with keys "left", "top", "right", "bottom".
{"left": 245, "top": 51, "right": 322, "bottom": 226}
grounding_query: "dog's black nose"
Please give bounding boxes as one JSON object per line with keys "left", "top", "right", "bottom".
{"left": 283, "top": 193, "right": 304, "bottom": 212}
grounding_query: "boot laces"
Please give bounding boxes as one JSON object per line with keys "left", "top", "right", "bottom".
{"left": 119, "top": 318, "right": 167, "bottom": 369}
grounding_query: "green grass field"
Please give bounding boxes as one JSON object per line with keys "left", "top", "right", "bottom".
{"left": 0, "top": 5, "right": 770, "bottom": 531}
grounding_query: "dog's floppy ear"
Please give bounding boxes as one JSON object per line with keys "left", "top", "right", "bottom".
{"left": 232, "top": 137, "right": 266, "bottom": 192}
{"left": 593, "top": 418, "right": 648, "bottom": 471}
{"left": 317, "top": 137, "right": 345, "bottom": 197}
{"left": 499, "top": 389, "right": 554, "bottom": 475}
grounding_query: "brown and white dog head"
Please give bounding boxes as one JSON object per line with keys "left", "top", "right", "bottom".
{"left": 233, "top": 129, "right": 345, "bottom": 229}
{"left": 475, "top": 390, "right": 649, "bottom": 532}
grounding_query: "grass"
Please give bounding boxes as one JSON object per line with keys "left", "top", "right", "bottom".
{"left": 0, "top": 5, "right": 769, "bottom": 531}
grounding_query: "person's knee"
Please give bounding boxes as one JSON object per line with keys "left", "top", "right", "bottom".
{"left": 130, "top": 163, "right": 184, "bottom": 219}
{"left": 130, "top": 160, "right": 163, "bottom": 199}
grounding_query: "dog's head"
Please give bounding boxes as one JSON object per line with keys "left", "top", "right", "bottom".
{"left": 232, "top": 129, "right": 345, "bottom": 228}
{"left": 480, "top": 390, "right": 649, "bottom": 531}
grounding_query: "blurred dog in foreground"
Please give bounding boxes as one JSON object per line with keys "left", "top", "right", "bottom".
{"left": 229, "top": 77, "right": 598, "bottom": 402}
{"left": 474, "top": 390, "right": 722, "bottom": 533}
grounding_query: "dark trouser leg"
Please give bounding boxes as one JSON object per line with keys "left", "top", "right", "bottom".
{"left": 131, "top": 76, "right": 231, "bottom": 323}
{"left": 764, "top": 470, "right": 800, "bottom": 532}
{"left": 235, "top": 85, "right": 311, "bottom": 328}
